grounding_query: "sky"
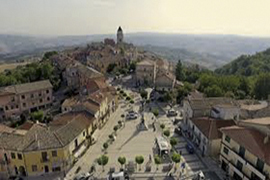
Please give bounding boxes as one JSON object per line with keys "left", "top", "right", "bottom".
{"left": 0, "top": 0, "right": 270, "bottom": 37}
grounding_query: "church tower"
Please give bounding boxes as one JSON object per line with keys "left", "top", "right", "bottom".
{"left": 117, "top": 26, "right": 124, "bottom": 44}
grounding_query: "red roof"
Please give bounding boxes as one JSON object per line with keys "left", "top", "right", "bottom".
{"left": 221, "top": 126, "right": 270, "bottom": 165}
{"left": 191, "top": 117, "right": 235, "bottom": 140}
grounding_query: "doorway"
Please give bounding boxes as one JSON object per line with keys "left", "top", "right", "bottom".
{"left": 44, "top": 165, "right": 49, "bottom": 173}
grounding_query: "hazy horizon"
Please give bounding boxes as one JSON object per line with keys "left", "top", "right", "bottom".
{"left": 1, "top": 0, "right": 270, "bottom": 37}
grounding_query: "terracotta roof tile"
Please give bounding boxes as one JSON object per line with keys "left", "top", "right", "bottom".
{"left": 221, "top": 126, "right": 270, "bottom": 165}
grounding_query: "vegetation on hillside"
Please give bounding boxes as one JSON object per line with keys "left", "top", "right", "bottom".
{"left": 0, "top": 51, "right": 61, "bottom": 90}
{"left": 215, "top": 48, "right": 270, "bottom": 76}
{"left": 175, "top": 49, "right": 270, "bottom": 100}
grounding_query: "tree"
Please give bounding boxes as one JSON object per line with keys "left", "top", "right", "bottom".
{"left": 154, "top": 155, "right": 162, "bottom": 170}
{"left": 135, "top": 155, "right": 144, "bottom": 171}
{"left": 171, "top": 153, "right": 181, "bottom": 170}
{"left": 97, "top": 155, "right": 109, "bottom": 171}
{"left": 107, "top": 63, "right": 117, "bottom": 73}
{"left": 118, "top": 156, "right": 126, "bottom": 168}
{"left": 160, "top": 124, "right": 165, "bottom": 130}
{"left": 175, "top": 60, "right": 185, "bottom": 81}
{"left": 129, "top": 62, "right": 136, "bottom": 72}
{"left": 42, "top": 51, "right": 58, "bottom": 60}
{"left": 254, "top": 73, "right": 270, "bottom": 99}
{"left": 113, "top": 125, "right": 119, "bottom": 133}
{"left": 140, "top": 89, "right": 148, "bottom": 99}
{"left": 118, "top": 120, "right": 122, "bottom": 127}
{"left": 204, "top": 85, "right": 223, "bottom": 97}
{"left": 30, "top": 110, "right": 44, "bottom": 122}
{"left": 170, "top": 137, "right": 177, "bottom": 148}
{"left": 103, "top": 142, "right": 109, "bottom": 151}
{"left": 152, "top": 109, "right": 159, "bottom": 117}
{"left": 163, "top": 129, "right": 170, "bottom": 138}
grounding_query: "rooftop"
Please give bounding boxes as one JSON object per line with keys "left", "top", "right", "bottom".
{"left": 0, "top": 80, "right": 52, "bottom": 95}
{"left": 221, "top": 126, "right": 270, "bottom": 165}
{"left": 188, "top": 97, "right": 239, "bottom": 110}
{"left": 191, "top": 117, "right": 235, "bottom": 140}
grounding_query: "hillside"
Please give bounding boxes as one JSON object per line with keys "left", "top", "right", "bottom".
{"left": 2, "top": 33, "right": 270, "bottom": 69}
{"left": 215, "top": 48, "right": 270, "bottom": 76}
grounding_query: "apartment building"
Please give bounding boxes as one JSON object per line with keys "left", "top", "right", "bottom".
{"left": 136, "top": 59, "right": 157, "bottom": 86}
{"left": 220, "top": 120, "right": 270, "bottom": 180}
{"left": 0, "top": 111, "right": 95, "bottom": 178}
{"left": 188, "top": 117, "right": 235, "bottom": 157}
{"left": 0, "top": 80, "right": 53, "bottom": 120}
{"left": 63, "top": 62, "right": 105, "bottom": 91}
{"left": 183, "top": 97, "right": 240, "bottom": 125}
{"left": 62, "top": 89, "right": 117, "bottom": 129}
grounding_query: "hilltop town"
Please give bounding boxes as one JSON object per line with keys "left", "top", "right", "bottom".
{"left": 0, "top": 27, "right": 269, "bottom": 180}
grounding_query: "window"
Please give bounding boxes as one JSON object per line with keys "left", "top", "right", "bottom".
{"left": 47, "top": 97, "right": 50, "bottom": 101}
{"left": 11, "top": 97, "right": 15, "bottom": 102}
{"left": 46, "top": 90, "right": 49, "bottom": 94}
{"left": 32, "top": 165, "right": 37, "bottom": 172}
{"left": 39, "top": 99, "right": 43, "bottom": 103}
{"left": 225, "top": 135, "right": 231, "bottom": 143}
{"left": 83, "top": 131, "right": 85, "bottom": 136}
{"left": 236, "top": 160, "right": 243, "bottom": 171}
{"left": 256, "top": 158, "right": 264, "bottom": 172}
{"left": 31, "top": 94, "right": 34, "bottom": 98}
{"left": 23, "top": 103, "right": 26, "bottom": 107}
{"left": 11, "top": 152, "right": 16, "bottom": 159}
{"left": 16, "top": 105, "right": 19, "bottom": 109}
{"left": 223, "top": 147, "right": 229, "bottom": 155}
{"left": 39, "top": 93, "right": 42, "bottom": 97}
{"left": 239, "top": 146, "right": 245, "bottom": 158}
{"left": 17, "top": 153, "right": 22, "bottom": 160}
{"left": 21, "top": 95, "right": 25, "bottom": 99}
{"left": 51, "top": 151, "right": 57, "bottom": 157}
{"left": 11, "top": 105, "right": 14, "bottom": 110}
{"left": 41, "top": 152, "right": 48, "bottom": 161}
{"left": 5, "top": 106, "right": 9, "bottom": 110}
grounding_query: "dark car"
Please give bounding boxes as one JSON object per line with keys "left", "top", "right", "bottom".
{"left": 186, "top": 143, "right": 194, "bottom": 154}
{"left": 174, "top": 127, "right": 182, "bottom": 136}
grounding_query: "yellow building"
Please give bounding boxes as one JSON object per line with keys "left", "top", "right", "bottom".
{"left": 220, "top": 123, "right": 270, "bottom": 180}
{"left": 0, "top": 111, "right": 95, "bottom": 179}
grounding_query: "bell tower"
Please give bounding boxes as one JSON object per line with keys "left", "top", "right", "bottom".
{"left": 117, "top": 26, "right": 124, "bottom": 44}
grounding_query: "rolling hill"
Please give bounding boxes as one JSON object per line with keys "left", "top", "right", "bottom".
{"left": 215, "top": 48, "right": 270, "bottom": 76}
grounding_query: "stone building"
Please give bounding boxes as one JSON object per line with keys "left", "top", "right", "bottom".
{"left": 135, "top": 60, "right": 157, "bottom": 86}
{"left": 0, "top": 80, "right": 53, "bottom": 120}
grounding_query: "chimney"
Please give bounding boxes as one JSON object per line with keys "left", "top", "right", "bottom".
{"left": 264, "top": 134, "right": 269, "bottom": 144}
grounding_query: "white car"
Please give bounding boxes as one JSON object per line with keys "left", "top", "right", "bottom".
{"left": 167, "top": 109, "right": 178, "bottom": 117}
{"left": 126, "top": 112, "right": 138, "bottom": 120}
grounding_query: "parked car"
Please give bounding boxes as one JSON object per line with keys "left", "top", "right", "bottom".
{"left": 172, "top": 117, "right": 183, "bottom": 125}
{"left": 126, "top": 111, "right": 138, "bottom": 120}
{"left": 74, "top": 172, "right": 92, "bottom": 180}
{"left": 167, "top": 109, "right": 178, "bottom": 117}
{"left": 174, "top": 127, "right": 182, "bottom": 136}
{"left": 107, "top": 171, "right": 129, "bottom": 180}
{"left": 186, "top": 143, "right": 195, "bottom": 154}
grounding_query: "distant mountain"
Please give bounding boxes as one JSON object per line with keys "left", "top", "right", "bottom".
{"left": 215, "top": 48, "right": 270, "bottom": 76}
{"left": 1, "top": 33, "right": 270, "bottom": 69}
